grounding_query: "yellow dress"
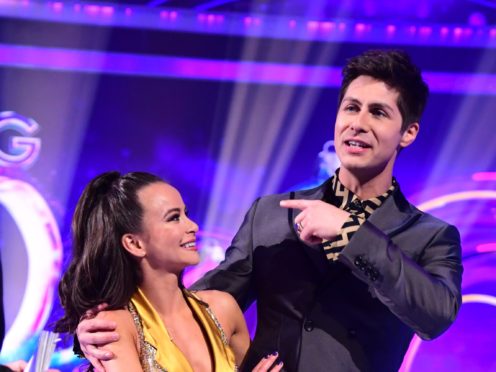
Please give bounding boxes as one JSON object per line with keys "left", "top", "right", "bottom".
{"left": 128, "top": 288, "right": 238, "bottom": 372}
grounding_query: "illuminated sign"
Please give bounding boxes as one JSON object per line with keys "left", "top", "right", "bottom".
{"left": 0, "top": 111, "right": 41, "bottom": 168}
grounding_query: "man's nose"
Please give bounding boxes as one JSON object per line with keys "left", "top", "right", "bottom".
{"left": 350, "top": 111, "right": 369, "bottom": 132}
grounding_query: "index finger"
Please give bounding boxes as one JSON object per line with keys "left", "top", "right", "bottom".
{"left": 78, "top": 318, "right": 118, "bottom": 334}
{"left": 82, "top": 303, "right": 110, "bottom": 320}
{"left": 279, "top": 199, "right": 312, "bottom": 210}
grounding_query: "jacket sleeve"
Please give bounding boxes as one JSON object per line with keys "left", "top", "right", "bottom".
{"left": 189, "top": 198, "right": 260, "bottom": 311}
{"left": 339, "top": 219, "right": 463, "bottom": 340}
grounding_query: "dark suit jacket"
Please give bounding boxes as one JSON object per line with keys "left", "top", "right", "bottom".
{"left": 192, "top": 180, "right": 463, "bottom": 371}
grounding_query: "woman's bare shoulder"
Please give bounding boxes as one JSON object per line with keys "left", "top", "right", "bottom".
{"left": 195, "top": 290, "right": 238, "bottom": 311}
{"left": 194, "top": 290, "right": 243, "bottom": 330}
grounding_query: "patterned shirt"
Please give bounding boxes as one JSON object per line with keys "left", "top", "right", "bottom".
{"left": 321, "top": 170, "right": 397, "bottom": 261}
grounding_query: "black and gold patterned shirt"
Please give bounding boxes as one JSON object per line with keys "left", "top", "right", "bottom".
{"left": 321, "top": 169, "right": 397, "bottom": 261}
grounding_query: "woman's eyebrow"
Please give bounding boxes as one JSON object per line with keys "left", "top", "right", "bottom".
{"left": 163, "top": 207, "right": 181, "bottom": 218}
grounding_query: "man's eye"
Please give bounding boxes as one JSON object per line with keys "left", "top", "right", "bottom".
{"left": 371, "top": 108, "right": 387, "bottom": 117}
{"left": 344, "top": 105, "right": 358, "bottom": 112}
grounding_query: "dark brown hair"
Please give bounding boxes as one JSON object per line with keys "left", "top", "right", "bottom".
{"left": 338, "top": 49, "right": 429, "bottom": 131}
{"left": 55, "top": 171, "right": 163, "bottom": 333}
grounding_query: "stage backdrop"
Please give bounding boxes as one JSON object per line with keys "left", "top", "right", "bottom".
{"left": 0, "top": 2, "right": 495, "bottom": 370}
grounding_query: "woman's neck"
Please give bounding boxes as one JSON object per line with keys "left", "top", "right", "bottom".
{"left": 139, "top": 271, "right": 188, "bottom": 317}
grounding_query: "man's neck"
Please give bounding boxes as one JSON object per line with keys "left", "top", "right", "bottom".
{"left": 338, "top": 167, "right": 393, "bottom": 199}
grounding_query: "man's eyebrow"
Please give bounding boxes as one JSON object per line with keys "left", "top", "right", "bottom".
{"left": 369, "top": 102, "right": 395, "bottom": 113}
{"left": 342, "top": 97, "right": 361, "bottom": 105}
{"left": 342, "top": 97, "right": 396, "bottom": 114}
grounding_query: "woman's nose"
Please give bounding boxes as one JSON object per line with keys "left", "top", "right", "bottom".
{"left": 187, "top": 217, "right": 199, "bottom": 233}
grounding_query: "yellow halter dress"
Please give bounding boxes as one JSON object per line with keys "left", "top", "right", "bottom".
{"left": 128, "top": 288, "right": 237, "bottom": 372}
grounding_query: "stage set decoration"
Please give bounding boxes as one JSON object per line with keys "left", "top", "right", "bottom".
{"left": 0, "top": 0, "right": 495, "bottom": 370}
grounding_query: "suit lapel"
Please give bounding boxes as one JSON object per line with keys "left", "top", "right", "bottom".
{"left": 288, "top": 183, "right": 421, "bottom": 277}
{"left": 367, "top": 188, "right": 421, "bottom": 236}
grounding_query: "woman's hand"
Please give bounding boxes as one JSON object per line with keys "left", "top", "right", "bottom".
{"left": 252, "top": 352, "right": 283, "bottom": 372}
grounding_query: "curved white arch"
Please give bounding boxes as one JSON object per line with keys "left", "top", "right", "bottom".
{"left": 417, "top": 190, "right": 496, "bottom": 211}
{"left": 0, "top": 177, "right": 62, "bottom": 355}
{"left": 400, "top": 294, "right": 496, "bottom": 372}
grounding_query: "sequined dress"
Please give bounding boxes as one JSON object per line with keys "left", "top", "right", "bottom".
{"left": 128, "top": 288, "right": 238, "bottom": 372}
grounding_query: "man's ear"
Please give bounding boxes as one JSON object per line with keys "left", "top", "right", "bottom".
{"left": 400, "top": 122, "right": 419, "bottom": 149}
{"left": 122, "top": 233, "right": 146, "bottom": 258}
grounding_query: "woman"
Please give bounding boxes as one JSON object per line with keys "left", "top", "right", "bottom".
{"left": 56, "top": 171, "right": 282, "bottom": 371}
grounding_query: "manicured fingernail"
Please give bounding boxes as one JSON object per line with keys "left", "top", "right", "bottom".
{"left": 271, "top": 351, "right": 278, "bottom": 356}
{"left": 277, "top": 361, "right": 283, "bottom": 365}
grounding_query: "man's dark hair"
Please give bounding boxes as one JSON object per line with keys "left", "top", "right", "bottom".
{"left": 55, "top": 171, "right": 164, "bottom": 334}
{"left": 338, "top": 49, "right": 429, "bottom": 131}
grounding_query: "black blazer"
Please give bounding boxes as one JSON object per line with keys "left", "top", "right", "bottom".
{"left": 192, "top": 180, "right": 463, "bottom": 371}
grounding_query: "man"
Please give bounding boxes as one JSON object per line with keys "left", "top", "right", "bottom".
{"left": 77, "top": 49, "right": 463, "bottom": 371}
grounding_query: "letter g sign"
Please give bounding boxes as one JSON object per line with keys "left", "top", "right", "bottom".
{"left": 0, "top": 111, "right": 41, "bottom": 168}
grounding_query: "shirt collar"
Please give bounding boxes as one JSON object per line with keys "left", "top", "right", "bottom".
{"left": 324, "top": 168, "right": 398, "bottom": 218}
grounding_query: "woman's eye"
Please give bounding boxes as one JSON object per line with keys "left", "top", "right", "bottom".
{"left": 167, "top": 214, "right": 180, "bottom": 222}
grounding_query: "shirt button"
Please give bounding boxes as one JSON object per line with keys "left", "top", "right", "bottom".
{"left": 350, "top": 200, "right": 360, "bottom": 207}
{"left": 304, "top": 320, "right": 314, "bottom": 332}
